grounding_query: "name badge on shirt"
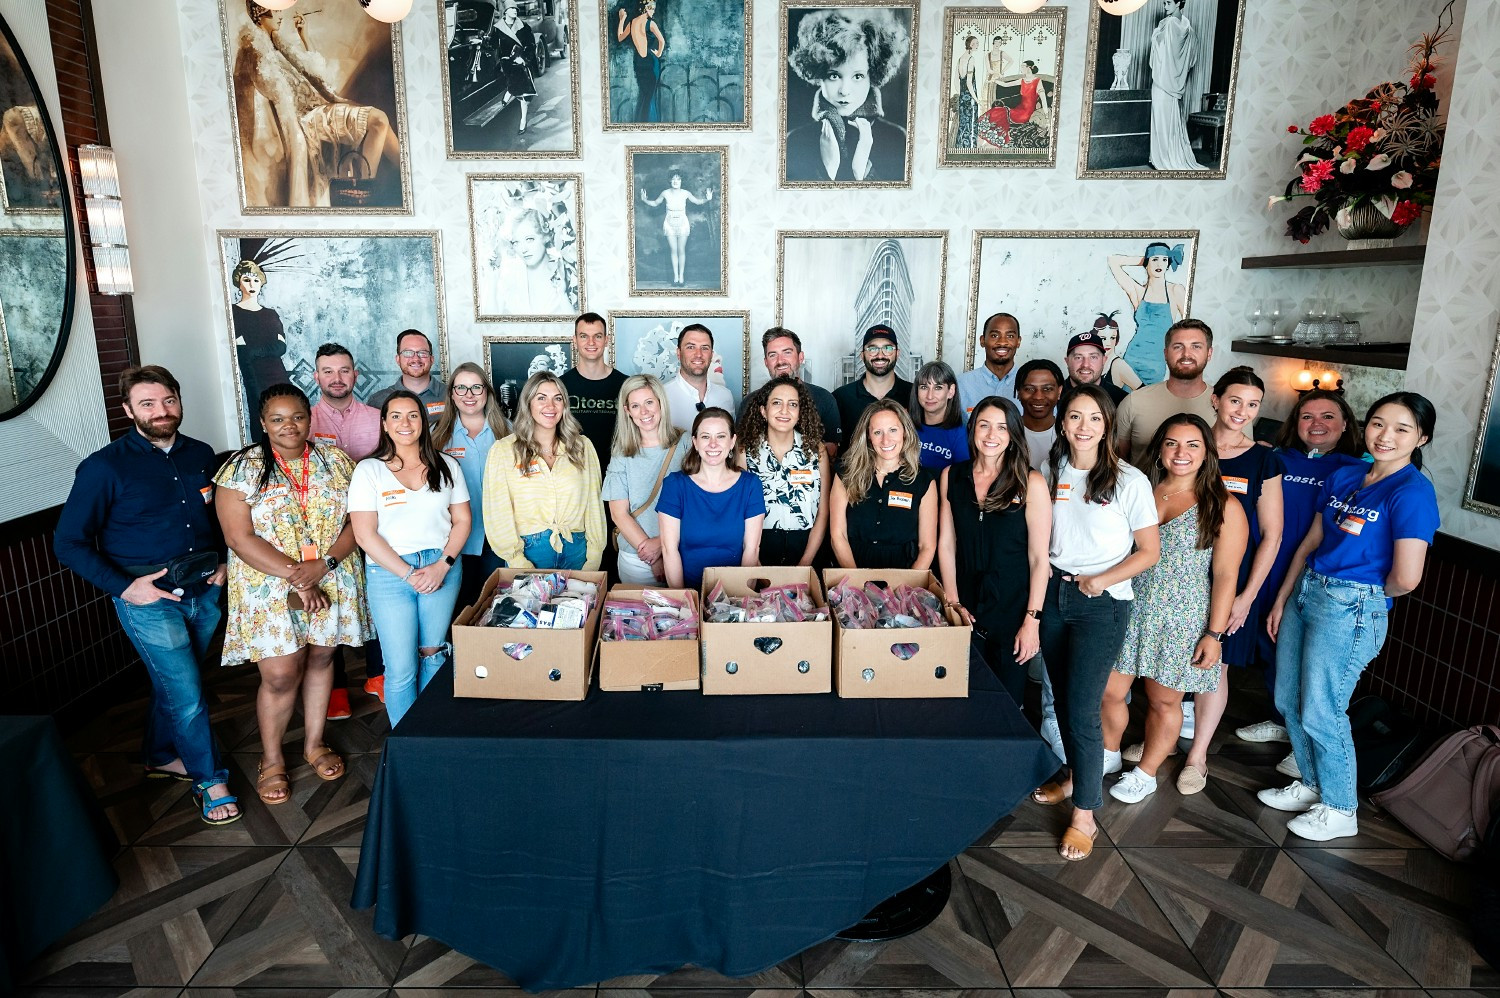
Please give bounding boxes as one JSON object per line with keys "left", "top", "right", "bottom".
{"left": 426, "top": 402, "right": 446, "bottom": 418}
{"left": 888, "top": 491, "right": 913, "bottom": 510}
{"left": 520, "top": 460, "right": 545, "bottom": 476}
{"left": 1222, "top": 476, "right": 1250, "bottom": 495}
{"left": 445, "top": 447, "right": 466, "bottom": 459}
{"left": 788, "top": 468, "right": 814, "bottom": 486}
{"left": 1054, "top": 482, "right": 1072, "bottom": 502}
{"left": 1339, "top": 514, "right": 1366, "bottom": 536}
{"left": 313, "top": 432, "right": 338, "bottom": 445}
{"left": 199, "top": 485, "right": 213, "bottom": 504}
{"left": 263, "top": 484, "right": 289, "bottom": 499}
{"left": 382, "top": 488, "right": 407, "bottom": 507}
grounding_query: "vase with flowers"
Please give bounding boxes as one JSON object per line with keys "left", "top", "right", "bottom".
{"left": 1270, "top": 2, "right": 1452, "bottom": 246}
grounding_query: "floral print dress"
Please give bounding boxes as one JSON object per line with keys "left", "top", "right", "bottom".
{"left": 214, "top": 443, "right": 371, "bottom": 664}
{"left": 746, "top": 434, "right": 820, "bottom": 530}
{"left": 1112, "top": 505, "right": 1217, "bottom": 694}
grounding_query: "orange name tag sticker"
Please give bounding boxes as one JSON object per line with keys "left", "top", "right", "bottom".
{"left": 787, "top": 468, "right": 814, "bottom": 486}
{"left": 1055, "top": 482, "right": 1072, "bottom": 502}
{"left": 313, "top": 432, "right": 337, "bottom": 444}
{"left": 888, "top": 491, "right": 913, "bottom": 510}
{"left": 1222, "top": 476, "right": 1250, "bottom": 495}
{"left": 200, "top": 486, "right": 213, "bottom": 504}
{"left": 445, "top": 447, "right": 466, "bottom": 459}
{"left": 382, "top": 488, "right": 407, "bottom": 507}
{"left": 426, "top": 402, "right": 446, "bottom": 417}
{"left": 1339, "top": 514, "right": 1365, "bottom": 536}
{"left": 521, "top": 460, "right": 545, "bottom": 476}
{"left": 300, "top": 542, "right": 319, "bottom": 561}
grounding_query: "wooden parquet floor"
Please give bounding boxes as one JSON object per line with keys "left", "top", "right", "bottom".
{"left": 19, "top": 661, "right": 1498, "bottom": 997}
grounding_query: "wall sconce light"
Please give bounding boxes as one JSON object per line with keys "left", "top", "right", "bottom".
{"left": 999, "top": 0, "right": 1047, "bottom": 12}
{"left": 1291, "top": 362, "right": 1344, "bottom": 396}
{"left": 252, "top": 0, "right": 416, "bottom": 21}
{"left": 76, "top": 144, "right": 134, "bottom": 296}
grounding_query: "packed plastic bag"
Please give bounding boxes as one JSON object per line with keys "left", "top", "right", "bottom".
{"left": 827, "top": 578, "right": 948, "bottom": 630}
{"left": 705, "top": 581, "right": 828, "bottom": 624}
{"left": 602, "top": 589, "right": 700, "bottom": 641}
{"left": 481, "top": 573, "right": 599, "bottom": 629}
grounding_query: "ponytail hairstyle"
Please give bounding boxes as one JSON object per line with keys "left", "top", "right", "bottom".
{"left": 432, "top": 361, "right": 510, "bottom": 452}
{"left": 1273, "top": 388, "right": 1362, "bottom": 457}
{"left": 1366, "top": 391, "right": 1437, "bottom": 470}
{"left": 680, "top": 407, "right": 741, "bottom": 474}
{"left": 966, "top": 396, "right": 1032, "bottom": 511}
{"left": 1145, "top": 413, "right": 1228, "bottom": 550}
{"left": 1048, "top": 383, "right": 1123, "bottom": 505}
{"left": 370, "top": 389, "right": 455, "bottom": 492}
{"left": 226, "top": 384, "right": 333, "bottom": 496}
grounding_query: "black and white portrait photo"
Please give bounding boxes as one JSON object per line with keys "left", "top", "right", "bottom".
{"left": 485, "top": 336, "right": 573, "bottom": 419}
{"left": 775, "top": 230, "right": 947, "bottom": 392}
{"left": 439, "top": 0, "right": 580, "bottom": 158}
{"left": 469, "top": 175, "right": 585, "bottom": 321}
{"left": 780, "top": 1, "right": 918, "bottom": 188}
{"left": 1079, "top": 0, "right": 1244, "bottom": 178}
{"left": 627, "top": 146, "right": 727, "bottom": 295}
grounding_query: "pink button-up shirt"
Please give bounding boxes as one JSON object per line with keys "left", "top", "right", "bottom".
{"left": 310, "top": 397, "right": 382, "bottom": 461}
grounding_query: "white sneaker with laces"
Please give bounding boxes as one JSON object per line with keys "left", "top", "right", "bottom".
{"left": 1103, "top": 747, "right": 1122, "bottom": 775}
{"left": 1236, "top": 720, "right": 1290, "bottom": 743}
{"left": 1110, "top": 766, "right": 1157, "bottom": 804}
{"left": 1286, "top": 802, "right": 1359, "bottom": 841}
{"left": 1276, "top": 751, "right": 1302, "bottom": 779}
{"left": 1179, "top": 700, "right": 1196, "bottom": 739}
{"left": 1256, "top": 780, "right": 1321, "bottom": 813}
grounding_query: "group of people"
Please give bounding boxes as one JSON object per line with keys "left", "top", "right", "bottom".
{"left": 55, "top": 312, "right": 1439, "bottom": 853}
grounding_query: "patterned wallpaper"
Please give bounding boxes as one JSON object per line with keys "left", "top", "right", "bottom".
{"left": 162, "top": 0, "right": 1451, "bottom": 443}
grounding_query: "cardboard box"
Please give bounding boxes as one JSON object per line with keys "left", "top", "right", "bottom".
{"left": 699, "top": 567, "right": 833, "bottom": 695}
{"left": 452, "top": 568, "right": 607, "bottom": 701}
{"left": 822, "top": 568, "right": 971, "bottom": 698}
{"left": 597, "top": 586, "right": 701, "bottom": 691}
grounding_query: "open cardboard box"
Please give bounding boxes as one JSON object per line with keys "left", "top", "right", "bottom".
{"left": 452, "top": 568, "right": 607, "bottom": 701}
{"left": 699, "top": 566, "right": 832, "bottom": 695}
{"left": 822, "top": 568, "right": 971, "bottom": 698}
{"left": 597, "top": 586, "right": 701, "bottom": 691}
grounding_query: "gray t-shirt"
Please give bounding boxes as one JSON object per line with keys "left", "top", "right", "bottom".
{"left": 601, "top": 436, "right": 690, "bottom": 579}
{"left": 1114, "top": 381, "right": 1216, "bottom": 467}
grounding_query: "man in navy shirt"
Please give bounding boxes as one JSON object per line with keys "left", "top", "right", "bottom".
{"left": 55, "top": 366, "right": 239, "bottom": 825}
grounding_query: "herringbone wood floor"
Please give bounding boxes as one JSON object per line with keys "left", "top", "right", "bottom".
{"left": 20, "top": 659, "right": 1498, "bottom": 997}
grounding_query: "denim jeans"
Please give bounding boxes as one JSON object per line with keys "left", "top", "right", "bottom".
{"left": 1274, "top": 568, "right": 1388, "bottom": 812}
{"left": 1038, "top": 573, "right": 1131, "bottom": 810}
{"left": 365, "top": 549, "right": 462, "bottom": 727}
{"left": 521, "top": 530, "right": 586, "bottom": 570}
{"left": 112, "top": 587, "right": 228, "bottom": 790}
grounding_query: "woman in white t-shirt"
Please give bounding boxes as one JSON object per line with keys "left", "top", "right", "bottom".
{"left": 1033, "top": 384, "right": 1160, "bottom": 862}
{"left": 349, "top": 391, "right": 472, "bottom": 726}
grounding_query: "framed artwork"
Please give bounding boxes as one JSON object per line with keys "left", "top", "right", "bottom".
{"left": 626, "top": 146, "right": 728, "bottom": 295}
{"left": 0, "top": 26, "right": 61, "bottom": 213}
{"left": 0, "top": 230, "right": 68, "bottom": 410}
{"left": 938, "top": 6, "right": 1064, "bottom": 169}
{"left": 469, "top": 174, "right": 586, "bottom": 321}
{"left": 217, "top": 230, "right": 446, "bottom": 444}
{"left": 599, "top": 0, "right": 751, "bottom": 129}
{"left": 967, "top": 229, "right": 1197, "bottom": 392}
{"left": 484, "top": 335, "right": 574, "bottom": 420}
{"left": 219, "top": 0, "right": 413, "bottom": 213}
{"left": 775, "top": 230, "right": 947, "bottom": 391}
{"left": 779, "top": 0, "right": 918, "bottom": 188}
{"left": 1463, "top": 320, "right": 1500, "bottom": 519}
{"left": 1077, "top": 0, "right": 1244, "bottom": 178}
{"left": 437, "top": 0, "right": 581, "bottom": 159}
{"left": 607, "top": 310, "right": 749, "bottom": 409}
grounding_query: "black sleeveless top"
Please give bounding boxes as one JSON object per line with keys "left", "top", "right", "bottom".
{"left": 844, "top": 465, "right": 936, "bottom": 569}
{"left": 947, "top": 460, "right": 1030, "bottom": 638}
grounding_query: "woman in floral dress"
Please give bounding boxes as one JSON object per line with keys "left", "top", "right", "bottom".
{"left": 216, "top": 384, "right": 369, "bottom": 806}
{"left": 738, "top": 376, "right": 829, "bottom": 567}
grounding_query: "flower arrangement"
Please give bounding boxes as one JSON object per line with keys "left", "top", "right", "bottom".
{"left": 1271, "top": 2, "right": 1452, "bottom": 243}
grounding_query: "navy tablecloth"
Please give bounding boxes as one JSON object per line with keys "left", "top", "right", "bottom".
{"left": 351, "top": 645, "right": 1053, "bottom": 989}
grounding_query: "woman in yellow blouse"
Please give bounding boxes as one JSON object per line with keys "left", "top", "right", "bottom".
{"left": 483, "top": 371, "right": 606, "bottom": 570}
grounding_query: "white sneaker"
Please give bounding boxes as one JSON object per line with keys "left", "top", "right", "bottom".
{"left": 1276, "top": 752, "right": 1302, "bottom": 779}
{"left": 1040, "top": 715, "right": 1066, "bottom": 765}
{"left": 1236, "top": 720, "right": 1290, "bottom": 743}
{"left": 1286, "top": 802, "right": 1359, "bottom": 841}
{"left": 1103, "top": 747, "right": 1122, "bottom": 775}
{"left": 1110, "top": 766, "right": 1157, "bottom": 804}
{"left": 1179, "top": 700, "right": 1196, "bottom": 739}
{"left": 1256, "top": 780, "right": 1321, "bottom": 813}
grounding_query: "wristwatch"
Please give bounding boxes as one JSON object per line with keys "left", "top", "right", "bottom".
{"left": 1025, "top": 608, "right": 1042, "bottom": 620}
{"left": 1202, "top": 628, "right": 1225, "bottom": 642}
{"left": 444, "top": 554, "right": 458, "bottom": 566}
{"left": 323, "top": 555, "right": 337, "bottom": 571}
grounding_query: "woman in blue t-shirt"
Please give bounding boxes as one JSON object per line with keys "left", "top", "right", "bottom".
{"left": 658, "top": 407, "right": 767, "bottom": 589}
{"left": 1258, "top": 392, "right": 1439, "bottom": 842}
{"left": 911, "top": 361, "right": 969, "bottom": 470}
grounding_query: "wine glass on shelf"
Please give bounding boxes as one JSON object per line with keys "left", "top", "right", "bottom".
{"left": 1267, "top": 300, "right": 1284, "bottom": 340}
{"left": 1244, "top": 299, "right": 1265, "bottom": 338}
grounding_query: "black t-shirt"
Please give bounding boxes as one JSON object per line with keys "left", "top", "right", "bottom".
{"left": 832, "top": 376, "right": 913, "bottom": 444}
{"left": 843, "top": 464, "right": 936, "bottom": 569}
{"left": 561, "top": 368, "right": 628, "bottom": 476}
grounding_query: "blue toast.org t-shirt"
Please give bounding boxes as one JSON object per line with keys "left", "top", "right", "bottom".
{"left": 1309, "top": 462, "right": 1439, "bottom": 595}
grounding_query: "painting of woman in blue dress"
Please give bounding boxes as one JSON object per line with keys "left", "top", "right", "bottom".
{"left": 1107, "top": 240, "right": 1188, "bottom": 388}
{"left": 614, "top": 0, "right": 666, "bottom": 122}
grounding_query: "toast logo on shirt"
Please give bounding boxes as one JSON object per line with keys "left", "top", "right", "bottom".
{"left": 382, "top": 488, "right": 407, "bottom": 507}
{"left": 1328, "top": 494, "right": 1380, "bottom": 523}
{"left": 1054, "top": 482, "right": 1072, "bottom": 502}
{"left": 1285, "top": 473, "right": 1323, "bottom": 487}
{"left": 200, "top": 485, "right": 213, "bottom": 504}
{"left": 1222, "top": 476, "right": 1249, "bottom": 495}
{"left": 888, "top": 491, "right": 913, "bottom": 510}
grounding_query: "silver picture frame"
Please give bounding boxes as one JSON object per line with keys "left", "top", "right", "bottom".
{"left": 1462, "top": 320, "right": 1500, "bottom": 519}
{"left": 626, "top": 145, "right": 729, "bottom": 296}
{"left": 469, "top": 173, "right": 587, "bottom": 322}
{"left": 607, "top": 309, "right": 751, "bottom": 400}
{"left": 598, "top": 0, "right": 753, "bottom": 130}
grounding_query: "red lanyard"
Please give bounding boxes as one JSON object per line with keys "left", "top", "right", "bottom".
{"left": 273, "top": 445, "right": 311, "bottom": 514}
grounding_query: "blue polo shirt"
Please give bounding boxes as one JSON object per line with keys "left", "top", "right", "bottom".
{"left": 1309, "top": 462, "right": 1439, "bottom": 592}
{"left": 55, "top": 430, "right": 224, "bottom": 598}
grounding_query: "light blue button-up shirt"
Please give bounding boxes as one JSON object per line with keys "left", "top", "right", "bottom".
{"left": 956, "top": 364, "right": 1018, "bottom": 416}
{"left": 443, "top": 420, "right": 499, "bottom": 556}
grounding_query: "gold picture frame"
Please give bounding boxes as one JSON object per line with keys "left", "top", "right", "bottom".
{"left": 625, "top": 146, "right": 729, "bottom": 296}
{"left": 469, "top": 173, "right": 587, "bottom": 322}
{"left": 598, "top": 0, "right": 753, "bottom": 130}
{"left": 1462, "top": 320, "right": 1500, "bottom": 519}
{"left": 607, "top": 309, "right": 752, "bottom": 400}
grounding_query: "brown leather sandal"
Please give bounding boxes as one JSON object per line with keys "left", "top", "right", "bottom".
{"left": 1031, "top": 781, "right": 1070, "bottom": 805}
{"left": 304, "top": 746, "right": 345, "bottom": 782}
{"left": 1058, "top": 825, "right": 1098, "bottom": 862}
{"left": 257, "top": 761, "right": 291, "bottom": 805}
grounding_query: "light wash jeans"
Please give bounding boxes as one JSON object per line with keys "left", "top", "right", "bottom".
{"left": 520, "top": 529, "right": 587, "bottom": 570}
{"left": 112, "top": 587, "right": 228, "bottom": 790}
{"left": 365, "top": 549, "right": 462, "bottom": 727}
{"left": 1273, "top": 568, "right": 1389, "bottom": 812}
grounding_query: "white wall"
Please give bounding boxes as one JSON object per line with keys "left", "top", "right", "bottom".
{"left": 96, "top": 0, "right": 1454, "bottom": 451}
{"left": 0, "top": 0, "right": 109, "bottom": 523}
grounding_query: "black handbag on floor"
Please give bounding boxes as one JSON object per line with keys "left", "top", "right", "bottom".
{"left": 1350, "top": 695, "right": 1440, "bottom": 793}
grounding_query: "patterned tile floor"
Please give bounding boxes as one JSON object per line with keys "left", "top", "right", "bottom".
{"left": 19, "top": 661, "right": 1499, "bottom": 997}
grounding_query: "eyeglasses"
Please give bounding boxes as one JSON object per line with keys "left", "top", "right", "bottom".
{"left": 865, "top": 344, "right": 897, "bottom": 355}
{"left": 399, "top": 350, "right": 433, "bottom": 360}
{"left": 1333, "top": 486, "right": 1362, "bottom": 527}
{"left": 452, "top": 384, "right": 486, "bottom": 396}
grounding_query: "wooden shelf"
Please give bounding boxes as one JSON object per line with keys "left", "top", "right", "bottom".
{"left": 1240, "top": 245, "right": 1426, "bottom": 270}
{"left": 1231, "top": 338, "right": 1409, "bottom": 371}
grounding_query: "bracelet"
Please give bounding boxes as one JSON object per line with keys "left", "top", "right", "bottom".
{"left": 402, "top": 564, "right": 416, "bottom": 581}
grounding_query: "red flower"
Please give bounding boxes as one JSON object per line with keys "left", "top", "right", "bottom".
{"left": 1410, "top": 72, "right": 1437, "bottom": 89}
{"left": 1344, "top": 126, "right": 1376, "bottom": 153}
{"left": 1300, "top": 159, "right": 1335, "bottom": 193}
{"left": 1288, "top": 124, "right": 1300, "bottom": 133}
{"left": 1391, "top": 200, "right": 1422, "bottom": 226}
{"left": 1308, "top": 114, "right": 1337, "bottom": 136}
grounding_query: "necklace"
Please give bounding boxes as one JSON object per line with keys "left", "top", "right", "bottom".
{"left": 1159, "top": 484, "right": 1195, "bottom": 501}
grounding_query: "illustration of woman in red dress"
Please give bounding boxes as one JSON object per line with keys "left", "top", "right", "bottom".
{"left": 978, "top": 59, "right": 1049, "bottom": 148}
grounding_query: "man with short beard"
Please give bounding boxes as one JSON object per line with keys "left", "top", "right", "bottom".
{"left": 663, "top": 323, "right": 734, "bottom": 431}
{"left": 1063, "top": 328, "right": 1127, "bottom": 406}
{"left": 741, "top": 327, "right": 842, "bottom": 456}
{"left": 369, "top": 329, "right": 446, "bottom": 424}
{"left": 832, "top": 324, "right": 913, "bottom": 436}
{"left": 55, "top": 366, "right": 239, "bottom": 826}
{"left": 310, "top": 342, "right": 381, "bottom": 461}
{"left": 1114, "top": 318, "right": 1217, "bottom": 466}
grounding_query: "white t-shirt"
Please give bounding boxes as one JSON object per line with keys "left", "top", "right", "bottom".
{"left": 1024, "top": 425, "right": 1054, "bottom": 474}
{"left": 348, "top": 455, "right": 470, "bottom": 555}
{"left": 1048, "top": 460, "right": 1158, "bottom": 600}
{"left": 663, "top": 376, "right": 736, "bottom": 432}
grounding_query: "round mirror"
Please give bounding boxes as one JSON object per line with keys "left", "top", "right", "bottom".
{"left": 0, "top": 14, "right": 75, "bottom": 420}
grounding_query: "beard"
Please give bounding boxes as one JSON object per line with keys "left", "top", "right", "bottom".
{"left": 133, "top": 411, "right": 181, "bottom": 441}
{"left": 866, "top": 357, "right": 894, "bottom": 377}
{"left": 319, "top": 383, "right": 353, "bottom": 400}
{"left": 1169, "top": 358, "right": 1204, "bottom": 381}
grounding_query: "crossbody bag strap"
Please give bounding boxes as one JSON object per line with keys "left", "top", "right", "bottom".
{"left": 630, "top": 448, "right": 675, "bottom": 521}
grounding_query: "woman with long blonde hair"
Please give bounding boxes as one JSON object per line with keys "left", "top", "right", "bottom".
{"left": 830, "top": 399, "right": 938, "bottom": 570}
{"left": 603, "top": 374, "right": 689, "bottom": 583}
{"left": 482, "top": 371, "right": 605, "bottom": 571}
{"left": 433, "top": 362, "right": 511, "bottom": 611}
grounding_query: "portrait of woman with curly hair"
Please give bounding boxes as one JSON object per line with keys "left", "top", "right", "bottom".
{"left": 782, "top": 5, "right": 915, "bottom": 185}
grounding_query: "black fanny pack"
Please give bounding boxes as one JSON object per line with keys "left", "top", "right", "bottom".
{"left": 127, "top": 551, "right": 219, "bottom": 596}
